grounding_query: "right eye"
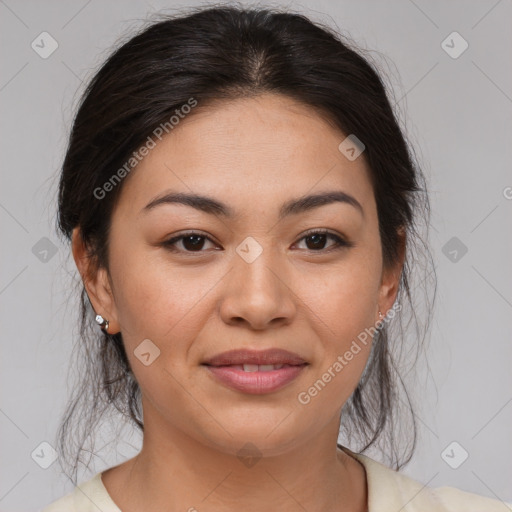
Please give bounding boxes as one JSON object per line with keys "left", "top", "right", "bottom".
{"left": 161, "top": 231, "right": 219, "bottom": 253}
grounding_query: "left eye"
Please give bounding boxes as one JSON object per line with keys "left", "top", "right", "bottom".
{"left": 294, "top": 230, "right": 350, "bottom": 251}
{"left": 162, "top": 230, "right": 351, "bottom": 254}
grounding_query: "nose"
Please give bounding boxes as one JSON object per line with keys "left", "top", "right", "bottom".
{"left": 219, "top": 244, "right": 297, "bottom": 330}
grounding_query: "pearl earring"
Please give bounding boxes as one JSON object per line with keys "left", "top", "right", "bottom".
{"left": 95, "top": 314, "right": 109, "bottom": 333}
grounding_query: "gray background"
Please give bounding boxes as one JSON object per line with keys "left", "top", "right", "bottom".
{"left": 1, "top": 0, "right": 511, "bottom": 510}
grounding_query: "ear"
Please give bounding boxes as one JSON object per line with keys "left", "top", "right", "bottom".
{"left": 71, "top": 227, "right": 121, "bottom": 334}
{"left": 377, "top": 226, "right": 406, "bottom": 321}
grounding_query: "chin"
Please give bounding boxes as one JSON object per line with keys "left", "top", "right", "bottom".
{"left": 198, "top": 418, "right": 308, "bottom": 457}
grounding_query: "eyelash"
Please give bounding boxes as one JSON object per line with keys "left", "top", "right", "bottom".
{"left": 161, "top": 229, "right": 354, "bottom": 255}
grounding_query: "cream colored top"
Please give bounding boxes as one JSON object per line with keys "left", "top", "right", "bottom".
{"left": 41, "top": 446, "right": 511, "bottom": 511}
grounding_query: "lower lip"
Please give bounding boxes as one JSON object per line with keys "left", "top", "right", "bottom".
{"left": 203, "top": 364, "right": 307, "bottom": 394}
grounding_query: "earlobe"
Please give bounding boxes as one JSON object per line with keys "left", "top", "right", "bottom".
{"left": 71, "top": 227, "right": 120, "bottom": 334}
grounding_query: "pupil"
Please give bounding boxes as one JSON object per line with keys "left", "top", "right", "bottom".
{"left": 184, "top": 235, "right": 204, "bottom": 251}
{"left": 307, "top": 234, "right": 326, "bottom": 250}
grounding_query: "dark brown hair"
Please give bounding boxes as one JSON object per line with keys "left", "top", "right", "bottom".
{"left": 55, "top": 3, "right": 436, "bottom": 485}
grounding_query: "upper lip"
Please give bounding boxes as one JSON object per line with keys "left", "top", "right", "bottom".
{"left": 202, "top": 348, "right": 308, "bottom": 366}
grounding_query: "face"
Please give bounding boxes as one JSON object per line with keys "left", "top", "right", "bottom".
{"left": 73, "top": 93, "right": 402, "bottom": 457}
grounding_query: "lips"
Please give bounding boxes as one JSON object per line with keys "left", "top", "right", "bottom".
{"left": 201, "top": 348, "right": 309, "bottom": 394}
{"left": 227, "top": 363, "right": 292, "bottom": 372}
{"left": 202, "top": 348, "right": 308, "bottom": 367}
{"left": 203, "top": 363, "right": 307, "bottom": 394}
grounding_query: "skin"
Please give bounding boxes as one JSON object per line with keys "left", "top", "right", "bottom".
{"left": 72, "top": 93, "right": 404, "bottom": 512}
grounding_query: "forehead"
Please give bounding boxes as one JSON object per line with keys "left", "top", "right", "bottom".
{"left": 113, "top": 93, "right": 374, "bottom": 221}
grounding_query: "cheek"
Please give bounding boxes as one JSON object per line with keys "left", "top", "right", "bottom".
{"left": 109, "top": 244, "right": 227, "bottom": 378}
{"left": 298, "top": 285, "right": 375, "bottom": 412}
{"left": 293, "top": 256, "right": 380, "bottom": 405}
{"left": 108, "top": 244, "right": 199, "bottom": 346}
{"left": 303, "top": 256, "right": 380, "bottom": 342}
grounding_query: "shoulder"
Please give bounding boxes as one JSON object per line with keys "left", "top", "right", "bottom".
{"left": 40, "top": 491, "right": 74, "bottom": 512}
{"left": 429, "top": 485, "right": 512, "bottom": 511}
{"left": 41, "top": 472, "right": 121, "bottom": 512}
{"left": 341, "top": 446, "right": 511, "bottom": 511}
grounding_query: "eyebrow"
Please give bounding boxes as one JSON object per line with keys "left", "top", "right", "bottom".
{"left": 141, "top": 190, "right": 364, "bottom": 220}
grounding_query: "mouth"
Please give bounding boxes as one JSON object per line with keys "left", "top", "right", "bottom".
{"left": 202, "top": 363, "right": 308, "bottom": 372}
{"left": 201, "top": 348, "right": 308, "bottom": 367}
{"left": 201, "top": 361, "right": 309, "bottom": 394}
{"left": 201, "top": 348, "right": 309, "bottom": 394}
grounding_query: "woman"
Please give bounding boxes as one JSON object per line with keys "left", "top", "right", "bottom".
{"left": 42, "top": 4, "right": 509, "bottom": 511}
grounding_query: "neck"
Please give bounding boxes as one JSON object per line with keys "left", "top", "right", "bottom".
{"left": 103, "top": 414, "right": 367, "bottom": 512}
